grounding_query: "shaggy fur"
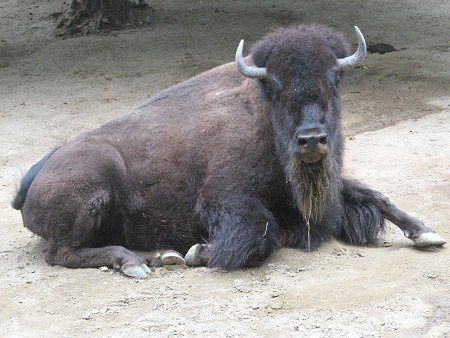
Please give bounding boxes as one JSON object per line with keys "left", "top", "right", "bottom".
{"left": 287, "top": 157, "right": 339, "bottom": 225}
{"left": 13, "top": 24, "right": 431, "bottom": 271}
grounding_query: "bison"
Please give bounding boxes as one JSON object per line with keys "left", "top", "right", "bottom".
{"left": 13, "top": 24, "right": 446, "bottom": 278}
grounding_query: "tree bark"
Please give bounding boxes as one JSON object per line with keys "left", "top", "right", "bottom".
{"left": 56, "top": 0, "right": 147, "bottom": 36}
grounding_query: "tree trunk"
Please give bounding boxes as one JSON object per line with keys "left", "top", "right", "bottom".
{"left": 56, "top": 0, "right": 148, "bottom": 36}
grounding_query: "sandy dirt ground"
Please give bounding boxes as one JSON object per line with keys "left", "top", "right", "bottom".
{"left": 0, "top": 0, "right": 449, "bottom": 336}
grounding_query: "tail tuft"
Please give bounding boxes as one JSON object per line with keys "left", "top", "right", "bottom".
{"left": 12, "top": 146, "right": 61, "bottom": 210}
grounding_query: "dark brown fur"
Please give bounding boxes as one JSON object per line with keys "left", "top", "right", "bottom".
{"left": 14, "top": 24, "right": 435, "bottom": 271}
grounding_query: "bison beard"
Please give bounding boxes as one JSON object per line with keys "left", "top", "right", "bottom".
{"left": 287, "top": 157, "right": 339, "bottom": 225}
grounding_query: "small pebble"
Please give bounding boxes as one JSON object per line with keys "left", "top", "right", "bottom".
{"left": 270, "top": 301, "right": 283, "bottom": 310}
{"left": 81, "top": 313, "right": 91, "bottom": 320}
{"left": 99, "top": 266, "right": 108, "bottom": 272}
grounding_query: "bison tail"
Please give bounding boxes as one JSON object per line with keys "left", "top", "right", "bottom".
{"left": 340, "top": 178, "right": 385, "bottom": 245}
{"left": 12, "top": 146, "right": 61, "bottom": 210}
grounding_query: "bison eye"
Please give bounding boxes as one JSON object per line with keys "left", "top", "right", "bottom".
{"left": 335, "top": 76, "right": 341, "bottom": 88}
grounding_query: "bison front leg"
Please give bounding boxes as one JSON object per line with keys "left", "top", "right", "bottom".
{"left": 189, "top": 194, "right": 281, "bottom": 269}
{"left": 341, "top": 178, "right": 446, "bottom": 247}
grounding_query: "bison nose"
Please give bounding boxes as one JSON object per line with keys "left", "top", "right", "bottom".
{"left": 296, "top": 133, "right": 328, "bottom": 150}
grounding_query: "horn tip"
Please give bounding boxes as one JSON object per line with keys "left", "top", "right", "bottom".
{"left": 353, "top": 26, "right": 365, "bottom": 45}
{"left": 237, "top": 39, "right": 244, "bottom": 51}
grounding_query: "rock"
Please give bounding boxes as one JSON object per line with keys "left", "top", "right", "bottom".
{"left": 99, "top": 266, "right": 108, "bottom": 272}
{"left": 270, "top": 300, "right": 283, "bottom": 310}
{"left": 81, "top": 313, "right": 91, "bottom": 320}
{"left": 233, "top": 279, "right": 251, "bottom": 293}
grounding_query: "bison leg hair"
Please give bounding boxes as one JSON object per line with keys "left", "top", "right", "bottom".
{"left": 341, "top": 178, "right": 446, "bottom": 246}
{"left": 46, "top": 245, "right": 152, "bottom": 278}
{"left": 195, "top": 194, "right": 281, "bottom": 270}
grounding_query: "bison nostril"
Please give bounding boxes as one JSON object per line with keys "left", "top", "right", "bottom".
{"left": 298, "top": 138, "right": 308, "bottom": 147}
{"left": 318, "top": 136, "right": 327, "bottom": 145}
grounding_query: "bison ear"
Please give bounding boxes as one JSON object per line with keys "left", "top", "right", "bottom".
{"left": 250, "top": 33, "right": 278, "bottom": 68}
{"left": 329, "top": 32, "right": 352, "bottom": 59}
{"left": 267, "top": 74, "right": 284, "bottom": 94}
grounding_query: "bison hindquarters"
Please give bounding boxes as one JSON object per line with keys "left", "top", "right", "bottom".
{"left": 19, "top": 141, "right": 183, "bottom": 278}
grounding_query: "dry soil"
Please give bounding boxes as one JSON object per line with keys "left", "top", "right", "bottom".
{"left": 0, "top": 0, "right": 449, "bottom": 337}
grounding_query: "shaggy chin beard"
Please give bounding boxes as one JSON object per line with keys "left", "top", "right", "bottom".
{"left": 287, "top": 156, "right": 338, "bottom": 224}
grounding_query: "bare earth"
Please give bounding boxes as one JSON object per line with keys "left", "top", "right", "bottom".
{"left": 0, "top": 0, "right": 449, "bottom": 336}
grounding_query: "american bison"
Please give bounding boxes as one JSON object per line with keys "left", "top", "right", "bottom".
{"left": 13, "top": 24, "right": 446, "bottom": 278}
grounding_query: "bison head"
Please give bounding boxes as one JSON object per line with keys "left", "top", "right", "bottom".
{"left": 235, "top": 24, "right": 367, "bottom": 223}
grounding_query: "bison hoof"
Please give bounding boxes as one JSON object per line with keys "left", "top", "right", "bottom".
{"left": 161, "top": 251, "right": 186, "bottom": 265}
{"left": 413, "top": 232, "right": 446, "bottom": 247}
{"left": 121, "top": 263, "right": 151, "bottom": 279}
{"left": 185, "top": 244, "right": 209, "bottom": 267}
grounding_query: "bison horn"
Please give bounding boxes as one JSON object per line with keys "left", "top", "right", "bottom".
{"left": 336, "top": 26, "right": 367, "bottom": 69}
{"left": 235, "top": 39, "right": 268, "bottom": 79}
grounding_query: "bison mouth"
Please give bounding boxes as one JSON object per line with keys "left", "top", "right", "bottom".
{"left": 299, "top": 151, "right": 324, "bottom": 164}
{"left": 298, "top": 145, "right": 328, "bottom": 164}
